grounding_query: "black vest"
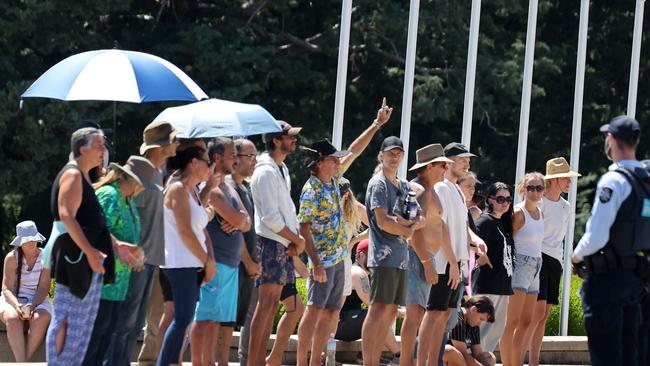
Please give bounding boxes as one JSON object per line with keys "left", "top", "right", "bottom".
{"left": 604, "top": 167, "right": 650, "bottom": 257}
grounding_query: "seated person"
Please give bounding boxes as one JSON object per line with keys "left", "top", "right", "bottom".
{"left": 336, "top": 240, "right": 401, "bottom": 359}
{"left": 0, "top": 221, "right": 52, "bottom": 362}
{"left": 443, "top": 295, "right": 496, "bottom": 366}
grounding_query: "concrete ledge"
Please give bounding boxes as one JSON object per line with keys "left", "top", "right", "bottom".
{"left": 0, "top": 323, "right": 589, "bottom": 365}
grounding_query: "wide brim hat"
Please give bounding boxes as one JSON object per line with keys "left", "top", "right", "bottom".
{"left": 409, "top": 143, "right": 454, "bottom": 171}
{"left": 140, "top": 120, "right": 180, "bottom": 155}
{"left": 544, "top": 157, "right": 581, "bottom": 179}
{"left": 10, "top": 220, "right": 46, "bottom": 247}
{"left": 110, "top": 162, "right": 144, "bottom": 187}
{"left": 127, "top": 155, "right": 163, "bottom": 191}
{"left": 303, "top": 139, "right": 349, "bottom": 168}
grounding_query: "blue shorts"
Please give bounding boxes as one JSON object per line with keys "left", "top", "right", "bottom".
{"left": 195, "top": 262, "right": 239, "bottom": 322}
{"left": 406, "top": 247, "right": 432, "bottom": 308}
{"left": 511, "top": 253, "right": 542, "bottom": 294}
{"left": 255, "top": 236, "right": 295, "bottom": 287}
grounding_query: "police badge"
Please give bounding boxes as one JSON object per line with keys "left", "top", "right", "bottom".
{"left": 599, "top": 187, "right": 613, "bottom": 203}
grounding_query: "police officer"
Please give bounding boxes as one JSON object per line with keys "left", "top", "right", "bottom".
{"left": 571, "top": 115, "right": 650, "bottom": 366}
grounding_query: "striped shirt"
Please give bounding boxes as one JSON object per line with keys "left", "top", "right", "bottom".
{"left": 449, "top": 309, "right": 481, "bottom": 346}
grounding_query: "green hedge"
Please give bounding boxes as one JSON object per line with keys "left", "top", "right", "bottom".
{"left": 545, "top": 275, "right": 586, "bottom": 336}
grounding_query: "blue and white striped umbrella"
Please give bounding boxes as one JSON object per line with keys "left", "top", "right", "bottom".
{"left": 154, "top": 98, "right": 282, "bottom": 138}
{"left": 21, "top": 49, "right": 207, "bottom": 103}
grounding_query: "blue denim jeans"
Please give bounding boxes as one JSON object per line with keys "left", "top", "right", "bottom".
{"left": 104, "top": 264, "right": 156, "bottom": 366}
{"left": 157, "top": 268, "right": 200, "bottom": 366}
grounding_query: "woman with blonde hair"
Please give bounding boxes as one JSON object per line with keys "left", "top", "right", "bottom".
{"left": 82, "top": 160, "right": 145, "bottom": 365}
{"left": 499, "top": 172, "right": 545, "bottom": 366}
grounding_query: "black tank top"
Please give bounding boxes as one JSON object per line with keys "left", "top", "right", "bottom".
{"left": 50, "top": 163, "right": 114, "bottom": 296}
{"left": 341, "top": 289, "right": 364, "bottom": 312}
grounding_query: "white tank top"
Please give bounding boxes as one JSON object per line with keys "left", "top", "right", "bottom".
{"left": 162, "top": 188, "right": 209, "bottom": 269}
{"left": 513, "top": 203, "right": 544, "bottom": 258}
{"left": 16, "top": 250, "right": 43, "bottom": 301}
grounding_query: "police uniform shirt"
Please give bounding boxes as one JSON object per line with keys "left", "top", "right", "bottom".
{"left": 573, "top": 159, "right": 645, "bottom": 261}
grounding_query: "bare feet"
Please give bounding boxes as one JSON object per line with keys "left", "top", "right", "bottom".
{"left": 266, "top": 354, "right": 282, "bottom": 366}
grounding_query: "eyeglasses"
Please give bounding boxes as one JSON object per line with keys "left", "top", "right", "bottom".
{"left": 237, "top": 153, "right": 256, "bottom": 158}
{"left": 492, "top": 195, "right": 512, "bottom": 204}
{"left": 526, "top": 185, "right": 545, "bottom": 193}
{"left": 197, "top": 157, "right": 211, "bottom": 165}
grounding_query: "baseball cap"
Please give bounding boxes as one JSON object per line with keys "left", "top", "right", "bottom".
{"left": 356, "top": 239, "right": 369, "bottom": 253}
{"left": 262, "top": 120, "right": 302, "bottom": 143}
{"left": 444, "top": 142, "right": 477, "bottom": 158}
{"left": 380, "top": 136, "right": 404, "bottom": 152}
{"left": 600, "top": 115, "right": 641, "bottom": 140}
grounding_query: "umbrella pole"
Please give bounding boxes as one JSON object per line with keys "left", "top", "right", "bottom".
{"left": 113, "top": 101, "right": 117, "bottom": 160}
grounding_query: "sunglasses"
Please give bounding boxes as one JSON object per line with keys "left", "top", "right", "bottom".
{"left": 492, "top": 195, "right": 512, "bottom": 204}
{"left": 526, "top": 185, "right": 545, "bottom": 193}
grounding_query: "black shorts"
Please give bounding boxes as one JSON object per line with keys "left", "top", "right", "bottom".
{"left": 538, "top": 253, "right": 562, "bottom": 305}
{"left": 427, "top": 263, "right": 462, "bottom": 311}
{"left": 280, "top": 282, "right": 298, "bottom": 301}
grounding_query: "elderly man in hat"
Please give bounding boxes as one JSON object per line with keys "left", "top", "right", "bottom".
{"left": 295, "top": 98, "right": 393, "bottom": 366}
{"left": 106, "top": 120, "right": 180, "bottom": 366}
{"left": 399, "top": 144, "right": 455, "bottom": 366}
{"left": 524, "top": 157, "right": 580, "bottom": 366}
{"left": 572, "top": 116, "right": 650, "bottom": 366}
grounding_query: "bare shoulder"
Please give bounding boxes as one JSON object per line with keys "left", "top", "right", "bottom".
{"left": 410, "top": 181, "right": 425, "bottom": 195}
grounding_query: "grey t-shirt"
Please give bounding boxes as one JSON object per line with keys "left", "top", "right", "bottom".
{"left": 134, "top": 162, "right": 165, "bottom": 266}
{"left": 365, "top": 172, "right": 410, "bottom": 270}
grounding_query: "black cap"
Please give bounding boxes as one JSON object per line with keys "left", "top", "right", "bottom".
{"left": 380, "top": 136, "right": 404, "bottom": 152}
{"left": 444, "top": 142, "right": 477, "bottom": 158}
{"left": 262, "top": 120, "right": 302, "bottom": 143}
{"left": 303, "top": 139, "right": 349, "bottom": 168}
{"left": 600, "top": 115, "right": 641, "bottom": 140}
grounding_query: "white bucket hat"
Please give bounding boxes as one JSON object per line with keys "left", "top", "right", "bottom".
{"left": 10, "top": 220, "right": 46, "bottom": 247}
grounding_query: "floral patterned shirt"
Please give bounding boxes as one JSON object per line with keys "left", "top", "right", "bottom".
{"left": 298, "top": 176, "right": 348, "bottom": 268}
{"left": 96, "top": 182, "right": 141, "bottom": 301}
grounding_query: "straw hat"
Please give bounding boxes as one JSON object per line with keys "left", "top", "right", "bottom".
{"left": 409, "top": 144, "right": 454, "bottom": 171}
{"left": 544, "top": 157, "right": 581, "bottom": 179}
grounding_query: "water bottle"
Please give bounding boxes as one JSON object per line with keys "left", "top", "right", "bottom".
{"left": 325, "top": 333, "right": 336, "bottom": 366}
{"left": 403, "top": 191, "right": 418, "bottom": 220}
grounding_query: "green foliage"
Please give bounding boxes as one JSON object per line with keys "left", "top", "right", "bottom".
{"left": 545, "top": 275, "right": 586, "bottom": 336}
{"left": 1, "top": 0, "right": 649, "bottom": 275}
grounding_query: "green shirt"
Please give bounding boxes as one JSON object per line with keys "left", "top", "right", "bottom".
{"left": 96, "top": 182, "right": 141, "bottom": 301}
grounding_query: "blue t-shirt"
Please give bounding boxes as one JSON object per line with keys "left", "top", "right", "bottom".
{"left": 365, "top": 172, "right": 410, "bottom": 270}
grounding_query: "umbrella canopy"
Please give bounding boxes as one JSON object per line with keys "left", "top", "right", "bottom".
{"left": 153, "top": 98, "right": 282, "bottom": 138}
{"left": 21, "top": 49, "right": 207, "bottom": 103}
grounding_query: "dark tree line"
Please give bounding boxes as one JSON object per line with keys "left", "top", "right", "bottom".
{"left": 1, "top": 0, "right": 648, "bottom": 254}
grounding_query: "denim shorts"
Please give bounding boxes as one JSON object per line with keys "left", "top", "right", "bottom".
{"left": 406, "top": 247, "right": 432, "bottom": 308}
{"left": 511, "top": 253, "right": 542, "bottom": 294}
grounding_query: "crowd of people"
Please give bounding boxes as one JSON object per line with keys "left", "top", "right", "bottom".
{"left": 0, "top": 103, "right": 648, "bottom": 366}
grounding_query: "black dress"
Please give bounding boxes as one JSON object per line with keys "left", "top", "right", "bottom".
{"left": 49, "top": 163, "right": 114, "bottom": 298}
{"left": 472, "top": 213, "right": 514, "bottom": 296}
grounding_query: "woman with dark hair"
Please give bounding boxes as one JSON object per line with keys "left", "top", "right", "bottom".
{"left": 158, "top": 145, "right": 216, "bottom": 366}
{"left": 472, "top": 182, "right": 514, "bottom": 355}
{"left": 1, "top": 221, "right": 51, "bottom": 362}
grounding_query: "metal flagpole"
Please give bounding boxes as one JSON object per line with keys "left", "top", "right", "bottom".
{"left": 332, "top": 0, "right": 354, "bottom": 149}
{"left": 514, "top": 0, "right": 539, "bottom": 200}
{"left": 398, "top": 0, "right": 421, "bottom": 179}
{"left": 461, "top": 0, "right": 482, "bottom": 148}
{"left": 560, "top": 0, "right": 590, "bottom": 336}
{"left": 627, "top": 0, "right": 645, "bottom": 119}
